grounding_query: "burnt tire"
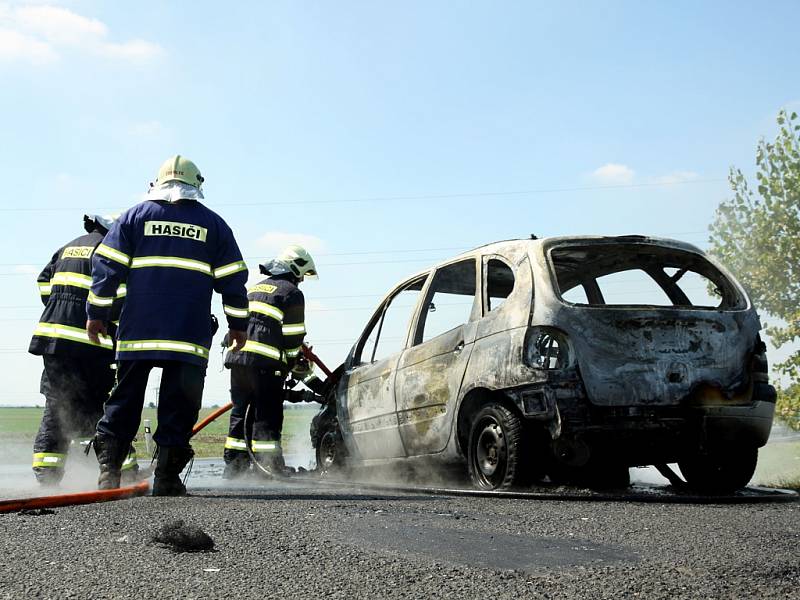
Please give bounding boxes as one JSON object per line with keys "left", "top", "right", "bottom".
{"left": 315, "top": 423, "right": 347, "bottom": 473}
{"left": 678, "top": 445, "right": 758, "bottom": 493}
{"left": 467, "top": 403, "right": 526, "bottom": 490}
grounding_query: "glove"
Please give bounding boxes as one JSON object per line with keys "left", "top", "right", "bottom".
{"left": 286, "top": 390, "right": 323, "bottom": 404}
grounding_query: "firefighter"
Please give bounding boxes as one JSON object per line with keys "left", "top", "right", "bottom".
{"left": 222, "top": 245, "right": 317, "bottom": 479}
{"left": 86, "top": 155, "right": 249, "bottom": 496}
{"left": 28, "top": 214, "right": 138, "bottom": 485}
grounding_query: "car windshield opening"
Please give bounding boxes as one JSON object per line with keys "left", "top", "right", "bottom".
{"left": 550, "top": 243, "right": 743, "bottom": 309}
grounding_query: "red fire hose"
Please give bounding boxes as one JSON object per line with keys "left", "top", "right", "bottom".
{"left": 191, "top": 344, "right": 332, "bottom": 436}
{"left": 0, "top": 344, "right": 333, "bottom": 513}
{"left": 0, "top": 481, "right": 150, "bottom": 514}
{"left": 192, "top": 403, "right": 233, "bottom": 436}
{"left": 302, "top": 344, "right": 333, "bottom": 377}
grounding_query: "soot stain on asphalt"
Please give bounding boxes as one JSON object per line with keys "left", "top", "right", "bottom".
{"left": 332, "top": 513, "right": 637, "bottom": 573}
{"left": 150, "top": 519, "right": 215, "bottom": 553}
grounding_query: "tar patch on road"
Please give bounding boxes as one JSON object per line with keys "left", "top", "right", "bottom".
{"left": 331, "top": 513, "right": 635, "bottom": 572}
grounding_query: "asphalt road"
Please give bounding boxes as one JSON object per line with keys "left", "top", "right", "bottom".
{"left": 0, "top": 474, "right": 798, "bottom": 600}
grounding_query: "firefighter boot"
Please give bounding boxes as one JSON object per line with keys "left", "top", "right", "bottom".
{"left": 253, "top": 448, "right": 288, "bottom": 479}
{"left": 94, "top": 435, "right": 127, "bottom": 490}
{"left": 222, "top": 449, "right": 250, "bottom": 480}
{"left": 120, "top": 445, "right": 150, "bottom": 485}
{"left": 152, "top": 446, "right": 194, "bottom": 497}
{"left": 33, "top": 465, "right": 65, "bottom": 486}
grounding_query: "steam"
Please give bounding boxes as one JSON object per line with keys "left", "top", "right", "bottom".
{"left": 0, "top": 443, "right": 101, "bottom": 500}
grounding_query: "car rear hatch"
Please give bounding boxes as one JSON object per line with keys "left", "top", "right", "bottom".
{"left": 547, "top": 238, "right": 759, "bottom": 407}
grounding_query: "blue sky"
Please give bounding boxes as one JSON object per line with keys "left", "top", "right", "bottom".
{"left": 1, "top": 1, "right": 798, "bottom": 405}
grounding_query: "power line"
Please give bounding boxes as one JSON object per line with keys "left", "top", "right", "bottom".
{"left": 0, "top": 178, "right": 725, "bottom": 213}
{"left": 0, "top": 233, "right": 714, "bottom": 273}
{"left": 0, "top": 256, "right": 447, "bottom": 277}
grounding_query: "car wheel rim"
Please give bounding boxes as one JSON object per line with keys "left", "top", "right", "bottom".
{"left": 475, "top": 420, "right": 506, "bottom": 484}
{"left": 319, "top": 431, "right": 338, "bottom": 469}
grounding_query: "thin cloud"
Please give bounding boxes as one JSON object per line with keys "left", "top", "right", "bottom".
{"left": 100, "top": 39, "right": 162, "bottom": 63}
{"left": 590, "top": 163, "right": 635, "bottom": 185}
{"left": 0, "top": 27, "right": 57, "bottom": 64}
{"left": 0, "top": 4, "right": 163, "bottom": 66}
{"left": 653, "top": 171, "right": 700, "bottom": 185}
{"left": 14, "top": 5, "right": 106, "bottom": 44}
{"left": 255, "top": 232, "right": 326, "bottom": 257}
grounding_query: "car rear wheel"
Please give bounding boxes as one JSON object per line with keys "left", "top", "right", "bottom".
{"left": 467, "top": 403, "right": 527, "bottom": 490}
{"left": 678, "top": 445, "right": 758, "bottom": 493}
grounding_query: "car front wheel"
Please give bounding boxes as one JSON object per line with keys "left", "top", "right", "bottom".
{"left": 467, "top": 403, "right": 527, "bottom": 490}
{"left": 678, "top": 445, "right": 758, "bottom": 493}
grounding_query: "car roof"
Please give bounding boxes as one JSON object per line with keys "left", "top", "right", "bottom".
{"left": 377, "top": 234, "right": 717, "bottom": 310}
{"left": 401, "top": 235, "right": 707, "bottom": 280}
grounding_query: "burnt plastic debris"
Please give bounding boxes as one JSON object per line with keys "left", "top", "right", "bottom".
{"left": 19, "top": 508, "right": 55, "bottom": 516}
{"left": 151, "top": 519, "right": 215, "bottom": 553}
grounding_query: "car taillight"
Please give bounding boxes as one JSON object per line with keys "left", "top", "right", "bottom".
{"left": 524, "top": 327, "right": 573, "bottom": 370}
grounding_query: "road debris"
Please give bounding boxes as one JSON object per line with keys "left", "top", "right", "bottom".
{"left": 19, "top": 508, "right": 55, "bottom": 516}
{"left": 151, "top": 519, "right": 214, "bottom": 553}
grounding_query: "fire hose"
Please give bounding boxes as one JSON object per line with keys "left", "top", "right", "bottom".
{"left": 244, "top": 344, "right": 333, "bottom": 478}
{"left": 190, "top": 343, "right": 332, "bottom": 437}
{"left": 0, "top": 481, "right": 151, "bottom": 514}
{"left": 0, "top": 345, "right": 332, "bottom": 513}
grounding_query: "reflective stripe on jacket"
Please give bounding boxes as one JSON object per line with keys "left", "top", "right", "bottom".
{"left": 28, "top": 230, "right": 119, "bottom": 358}
{"left": 87, "top": 199, "right": 248, "bottom": 366}
{"left": 225, "top": 275, "right": 305, "bottom": 371}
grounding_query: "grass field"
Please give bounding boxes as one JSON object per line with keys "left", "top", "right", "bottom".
{"left": 2, "top": 408, "right": 798, "bottom": 487}
{"left": 0, "top": 405, "right": 320, "bottom": 461}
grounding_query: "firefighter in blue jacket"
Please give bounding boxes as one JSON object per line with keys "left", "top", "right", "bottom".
{"left": 222, "top": 245, "right": 317, "bottom": 478}
{"left": 86, "top": 155, "right": 249, "bottom": 496}
{"left": 28, "top": 214, "right": 138, "bottom": 484}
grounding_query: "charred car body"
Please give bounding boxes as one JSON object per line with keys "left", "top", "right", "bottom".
{"left": 312, "top": 236, "right": 776, "bottom": 492}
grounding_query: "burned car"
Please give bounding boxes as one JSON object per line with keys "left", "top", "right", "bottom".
{"left": 311, "top": 236, "right": 776, "bottom": 492}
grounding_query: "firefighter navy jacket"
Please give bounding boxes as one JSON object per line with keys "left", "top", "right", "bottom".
{"left": 29, "top": 230, "right": 120, "bottom": 359}
{"left": 224, "top": 275, "right": 306, "bottom": 371}
{"left": 87, "top": 199, "right": 249, "bottom": 366}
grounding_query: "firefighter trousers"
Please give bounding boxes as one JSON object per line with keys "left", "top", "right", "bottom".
{"left": 224, "top": 365, "right": 286, "bottom": 464}
{"left": 96, "top": 360, "right": 206, "bottom": 450}
{"left": 33, "top": 355, "right": 115, "bottom": 480}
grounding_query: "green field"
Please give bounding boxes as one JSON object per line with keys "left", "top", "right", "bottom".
{"left": 1, "top": 405, "right": 319, "bottom": 461}
{"left": 3, "top": 407, "right": 798, "bottom": 487}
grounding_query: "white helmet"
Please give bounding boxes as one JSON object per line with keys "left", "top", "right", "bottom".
{"left": 83, "top": 214, "right": 117, "bottom": 234}
{"left": 260, "top": 245, "right": 318, "bottom": 280}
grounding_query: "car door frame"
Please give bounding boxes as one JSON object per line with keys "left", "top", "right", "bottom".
{"left": 337, "top": 272, "right": 431, "bottom": 460}
{"left": 394, "top": 256, "right": 482, "bottom": 456}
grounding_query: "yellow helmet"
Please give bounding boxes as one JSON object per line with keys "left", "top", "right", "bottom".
{"left": 155, "top": 155, "right": 204, "bottom": 189}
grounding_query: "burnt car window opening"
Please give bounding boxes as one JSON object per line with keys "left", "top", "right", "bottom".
{"left": 550, "top": 244, "right": 743, "bottom": 309}
{"left": 356, "top": 276, "right": 427, "bottom": 364}
{"left": 596, "top": 269, "right": 673, "bottom": 305}
{"left": 485, "top": 258, "right": 515, "bottom": 312}
{"left": 416, "top": 259, "right": 477, "bottom": 344}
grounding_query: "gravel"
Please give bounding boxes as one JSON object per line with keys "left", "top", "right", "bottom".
{"left": 0, "top": 479, "right": 797, "bottom": 599}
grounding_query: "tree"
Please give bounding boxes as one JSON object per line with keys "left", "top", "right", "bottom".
{"left": 709, "top": 109, "right": 800, "bottom": 428}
